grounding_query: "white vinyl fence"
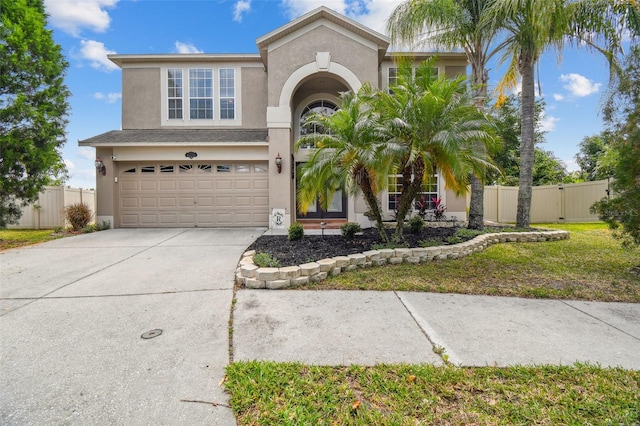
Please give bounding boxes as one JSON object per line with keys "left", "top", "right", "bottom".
{"left": 483, "top": 180, "right": 610, "bottom": 223}
{"left": 7, "top": 186, "right": 96, "bottom": 229}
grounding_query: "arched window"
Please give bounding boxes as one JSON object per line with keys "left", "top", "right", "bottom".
{"left": 298, "top": 99, "right": 339, "bottom": 148}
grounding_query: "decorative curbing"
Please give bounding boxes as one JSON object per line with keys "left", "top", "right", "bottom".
{"left": 235, "top": 230, "right": 570, "bottom": 289}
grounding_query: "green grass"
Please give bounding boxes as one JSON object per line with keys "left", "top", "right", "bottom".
{"left": 226, "top": 361, "right": 640, "bottom": 425}
{"left": 299, "top": 223, "right": 640, "bottom": 302}
{"left": 0, "top": 229, "right": 61, "bottom": 251}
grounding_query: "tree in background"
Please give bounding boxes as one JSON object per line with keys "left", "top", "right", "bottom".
{"left": 592, "top": 45, "right": 640, "bottom": 249}
{"left": 0, "top": 0, "right": 70, "bottom": 227}
{"left": 575, "top": 132, "right": 615, "bottom": 181}
{"left": 387, "top": 0, "right": 501, "bottom": 230}
{"left": 489, "top": 94, "right": 570, "bottom": 186}
{"left": 484, "top": 0, "right": 624, "bottom": 228}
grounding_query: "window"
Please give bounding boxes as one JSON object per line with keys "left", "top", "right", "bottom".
{"left": 216, "top": 165, "right": 231, "bottom": 173}
{"left": 219, "top": 68, "right": 235, "bottom": 120}
{"left": 387, "top": 173, "right": 439, "bottom": 212}
{"left": 160, "top": 165, "right": 174, "bottom": 173}
{"left": 189, "top": 68, "right": 213, "bottom": 119}
{"left": 168, "top": 69, "right": 183, "bottom": 119}
{"left": 299, "top": 99, "right": 339, "bottom": 148}
{"left": 388, "top": 65, "right": 438, "bottom": 92}
{"left": 235, "top": 164, "right": 250, "bottom": 173}
{"left": 141, "top": 166, "right": 155, "bottom": 173}
{"left": 123, "top": 167, "right": 136, "bottom": 173}
{"left": 254, "top": 164, "right": 268, "bottom": 173}
{"left": 198, "top": 164, "right": 212, "bottom": 172}
{"left": 179, "top": 164, "right": 193, "bottom": 172}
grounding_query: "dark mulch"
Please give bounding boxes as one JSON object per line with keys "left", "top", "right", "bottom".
{"left": 248, "top": 226, "right": 470, "bottom": 267}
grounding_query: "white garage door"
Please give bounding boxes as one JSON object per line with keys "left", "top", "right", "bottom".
{"left": 118, "top": 162, "right": 269, "bottom": 227}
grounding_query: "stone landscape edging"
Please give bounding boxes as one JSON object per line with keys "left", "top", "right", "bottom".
{"left": 235, "top": 230, "right": 570, "bottom": 290}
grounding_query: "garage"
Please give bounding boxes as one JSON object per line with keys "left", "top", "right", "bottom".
{"left": 118, "top": 161, "right": 269, "bottom": 227}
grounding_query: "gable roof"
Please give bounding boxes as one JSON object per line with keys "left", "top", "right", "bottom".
{"left": 256, "top": 6, "right": 390, "bottom": 67}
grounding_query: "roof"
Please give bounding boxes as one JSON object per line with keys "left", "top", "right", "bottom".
{"left": 108, "top": 54, "right": 262, "bottom": 68}
{"left": 79, "top": 129, "right": 269, "bottom": 147}
{"left": 256, "top": 6, "right": 390, "bottom": 67}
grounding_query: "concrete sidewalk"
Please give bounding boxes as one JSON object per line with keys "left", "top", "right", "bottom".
{"left": 233, "top": 290, "right": 640, "bottom": 369}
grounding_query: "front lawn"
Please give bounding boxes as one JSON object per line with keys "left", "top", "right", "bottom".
{"left": 225, "top": 361, "right": 640, "bottom": 425}
{"left": 0, "top": 229, "right": 61, "bottom": 251}
{"left": 299, "top": 223, "right": 640, "bottom": 303}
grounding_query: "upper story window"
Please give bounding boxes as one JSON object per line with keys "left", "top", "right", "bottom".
{"left": 388, "top": 65, "right": 439, "bottom": 92}
{"left": 164, "top": 66, "right": 241, "bottom": 125}
{"left": 189, "top": 68, "right": 213, "bottom": 119}
{"left": 167, "top": 69, "right": 183, "bottom": 119}
{"left": 219, "top": 68, "right": 235, "bottom": 120}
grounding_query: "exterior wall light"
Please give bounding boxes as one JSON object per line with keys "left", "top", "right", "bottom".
{"left": 275, "top": 152, "right": 283, "bottom": 174}
{"left": 95, "top": 157, "right": 106, "bottom": 176}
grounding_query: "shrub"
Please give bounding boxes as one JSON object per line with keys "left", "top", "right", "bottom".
{"left": 253, "top": 252, "right": 281, "bottom": 268}
{"left": 340, "top": 222, "right": 362, "bottom": 239}
{"left": 445, "top": 235, "right": 463, "bottom": 244}
{"left": 64, "top": 202, "right": 92, "bottom": 231}
{"left": 408, "top": 216, "right": 425, "bottom": 234}
{"left": 454, "top": 228, "right": 483, "bottom": 239}
{"left": 96, "top": 220, "right": 111, "bottom": 231}
{"left": 372, "top": 241, "right": 409, "bottom": 250}
{"left": 419, "top": 238, "right": 441, "bottom": 247}
{"left": 288, "top": 222, "right": 304, "bottom": 241}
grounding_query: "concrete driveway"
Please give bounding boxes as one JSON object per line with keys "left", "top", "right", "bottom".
{"left": 0, "top": 228, "right": 263, "bottom": 425}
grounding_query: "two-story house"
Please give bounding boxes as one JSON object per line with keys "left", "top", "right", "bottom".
{"left": 80, "top": 6, "right": 469, "bottom": 229}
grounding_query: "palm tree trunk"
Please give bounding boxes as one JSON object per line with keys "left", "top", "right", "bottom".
{"left": 358, "top": 170, "right": 389, "bottom": 243}
{"left": 468, "top": 54, "right": 488, "bottom": 230}
{"left": 516, "top": 57, "right": 536, "bottom": 228}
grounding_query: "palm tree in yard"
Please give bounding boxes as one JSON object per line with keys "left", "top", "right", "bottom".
{"left": 388, "top": 0, "right": 502, "bottom": 230}
{"left": 375, "top": 60, "right": 498, "bottom": 241}
{"left": 483, "top": 0, "right": 626, "bottom": 227}
{"left": 296, "top": 84, "right": 392, "bottom": 242}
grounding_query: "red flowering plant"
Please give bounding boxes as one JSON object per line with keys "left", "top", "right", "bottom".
{"left": 433, "top": 197, "right": 446, "bottom": 221}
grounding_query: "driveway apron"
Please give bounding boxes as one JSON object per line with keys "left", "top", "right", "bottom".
{"left": 0, "top": 228, "right": 263, "bottom": 425}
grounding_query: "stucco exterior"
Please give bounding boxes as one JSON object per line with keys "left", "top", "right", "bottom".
{"left": 80, "top": 6, "right": 470, "bottom": 229}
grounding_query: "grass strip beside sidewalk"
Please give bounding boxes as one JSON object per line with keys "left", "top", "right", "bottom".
{"left": 226, "top": 361, "right": 640, "bottom": 425}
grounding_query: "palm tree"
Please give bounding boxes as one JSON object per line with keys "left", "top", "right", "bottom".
{"left": 375, "top": 60, "right": 498, "bottom": 241}
{"left": 296, "top": 84, "right": 392, "bottom": 242}
{"left": 484, "top": 0, "right": 625, "bottom": 227}
{"left": 388, "top": 0, "right": 503, "bottom": 230}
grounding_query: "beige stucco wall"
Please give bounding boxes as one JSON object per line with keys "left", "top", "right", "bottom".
{"left": 95, "top": 147, "right": 115, "bottom": 225}
{"left": 122, "top": 68, "right": 161, "bottom": 129}
{"left": 268, "top": 127, "right": 294, "bottom": 226}
{"left": 267, "top": 24, "right": 379, "bottom": 106}
{"left": 241, "top": 67, "right": 268, "bottom": 128}
{"left": 445, "top": 65, "right": 467, "bottom": 78}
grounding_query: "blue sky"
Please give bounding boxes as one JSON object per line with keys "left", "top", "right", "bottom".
{"left": 43, "top": 0, "right": 615, "bottom": 189}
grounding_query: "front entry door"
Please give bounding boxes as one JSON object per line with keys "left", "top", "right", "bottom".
{"left": 297, "top": 189, "right": 347, "bottom": 219}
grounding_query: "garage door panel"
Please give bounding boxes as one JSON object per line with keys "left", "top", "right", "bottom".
{"left": 121, "top": 181, "right": 138, "bottom": 191}
{"left": 121, "top": 197, "right": 138, "bottom": 208}
{"left": 216, "top": 179, "right": 233, "bottom": 190}
{"left": 140, "top": 181, "right": 157, "bottom": 191}
{"left": 119, "top": 162, "right": 268, "bottom": 227}
{"left": 140, "top": 197, "right": 157, "bottom": 208}
{"left": 254, "top": 179, "right": 268, "bottom": 190}
{"left": 235, "top": 179, "right": 251, "bottom": 190}
{"left": 159, "top": 197, "right": 177, "bottom": 207}
{"left": 159, "top": 181, "right": 177, "bottom": 191}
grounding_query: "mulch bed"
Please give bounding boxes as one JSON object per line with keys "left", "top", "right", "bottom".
{"left": 248, "top": 226, "right": 469, "bottom": 267}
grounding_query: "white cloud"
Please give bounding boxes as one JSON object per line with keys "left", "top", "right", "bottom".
{"left": 78, "top": 147, "right": 95, "bottom": 160}
{"left": 174, "top": 41, "right": 203, "bottom": 54}
{"left": 79, "top": 39, "right": 118, "bottom": 71}
{"left": 280, "top": 0, "right": 404, "bottom": 34}
{"left": 45, "top": 0, "right": 118, "bottom": 37}
{"left": 64, "top": 158, "right": 75, "bottom": 170}
{"left": 233, "top": 0, "right": 252, "bottom": 22}
{"left": 553, "top": 93, "right": 564, "bottom": 101}
{"left": 539, "top": 112, "right": 559, "bottom": 132}
{"left": 559, "top": 73, "right": 601, "bottom": 97}
{"left": 94, "top": 92, "right": 122, "bottom": 103}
